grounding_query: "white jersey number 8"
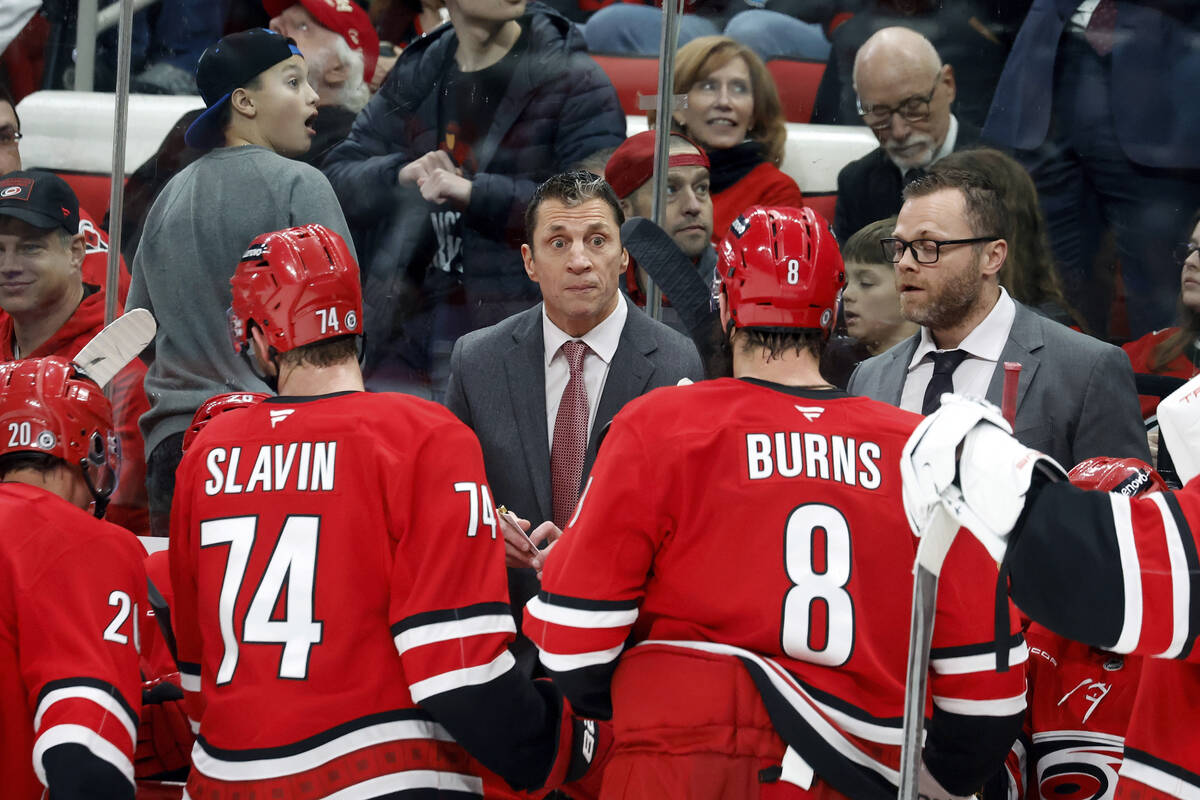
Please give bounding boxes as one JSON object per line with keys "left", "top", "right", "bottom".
{"left": 781, "top": 503, "right": 854, "bottom": 666}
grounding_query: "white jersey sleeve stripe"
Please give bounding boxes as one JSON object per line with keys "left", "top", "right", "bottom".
{"left": 33, "top": 687, "right": 138, "bottom": 746}
{"left": 322, "top": 770, "right": 484, "bottom": 799}
{"left": 1110, "top": 493, "right": 1145, "bottom": 654}
{"left": 1149, "top": 493, "right": 1190, "bottom": 659}
{"left": 525, "top": 595, "right": 638, "bottom": 629}
{"left": 33, "top": 723, "right": 135, "bottom": 789}
{"left": 538, "top": 643, "right": 625, "bottom": 673}
{"left": 930, "top": 642, "right": 1028, "bottom": 675}
{"left": 190, "top": 718, "right": 455, "bottom": 781}
{"left": 394, "top": 614, "right": 516, "bottom": 655}
{"left": 407, "top": 650, "right": 516, "bottom": 704}
{"left": 180, "top": 672, "right": 201, "bottom": 692}
{"left": 932, "top": 693, "right": 1027, "bottom": 717}
{"left": 1120, "top": 757, "right": 1200, "bottom": 800}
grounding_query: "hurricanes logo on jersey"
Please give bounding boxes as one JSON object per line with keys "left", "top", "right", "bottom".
{"left": 269, "top": 409, "right": 295, "bottom": 428}
{"left": 794, "top": 405, "right": 824, "bottom": 421}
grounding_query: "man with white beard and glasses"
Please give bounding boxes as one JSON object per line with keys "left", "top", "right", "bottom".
{"left": 834, "top": 27, "right": 980, "bottom": 242}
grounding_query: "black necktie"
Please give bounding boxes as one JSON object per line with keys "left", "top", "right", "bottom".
{"left": 922, "top": 350, "right": 968, "bottom": 415}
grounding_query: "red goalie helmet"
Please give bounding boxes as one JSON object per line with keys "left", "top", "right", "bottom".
{"left": 715, "top": 205, "right": 845, "bottom": 335}
{"left": 229, "top": 224, "right": 363, "bottom": 356}
{"left": 1068, "top": 456, "right": 1168, "bottom": 497}
{"left": 183, "top": 391, "right": 272, "bottom": 452}
{"left": 0, "top": 356, "right": 119, "bottom": 515}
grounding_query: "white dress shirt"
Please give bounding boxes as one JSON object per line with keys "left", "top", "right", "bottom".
{"left": 1070, "top": 0, "right": 1102, "bottom": 30}
{"left": 900, "top": 287, "right": 1017, "bottom": 413}
{"left": 542, "top": 294, "right": 628, "bottom": 450}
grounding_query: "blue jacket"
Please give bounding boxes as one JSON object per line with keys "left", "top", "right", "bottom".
{"left": 983, "top": 0, "right": 1200, "bottom": 168}
{"left": 322, "top": 3, "right": 625, "bottom": 347}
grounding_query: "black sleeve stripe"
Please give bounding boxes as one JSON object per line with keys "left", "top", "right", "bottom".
{"left": 36, "top": 677, "right": 138, "bottom": 727}
{"left": 1124, "top": 747, "right": 1200, "bottom": 792}
{"left": 535, "top": 591, "right": 640, "bottom": 612}
{"left": 930, "top": 633, "right": 1025, "bottom": 661}
{"left": 178, "top": 660, "right": 200, "bottom": 676}
{"left": 195, "top": 708, "right": 434, "bottom": 760}
{"left": 391, "top": 601, "right": 515, "bottom": 636}
{"left": 1162, "top": 491, "right": 1200, "bottom": 659}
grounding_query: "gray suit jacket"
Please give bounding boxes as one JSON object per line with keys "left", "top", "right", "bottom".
{"left": 847, "top": 302, "right": 1150, "bottom": 468}
{"left": 447, "top": 299, "right": 704, "bottom": 524}
{"left": 446, "top": 299, "right": 703, "bottom": 672}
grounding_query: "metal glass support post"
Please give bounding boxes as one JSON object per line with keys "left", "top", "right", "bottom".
{"left": 105, "top": 0, "right": 136, "bottom": 327}
{"left": 75, "top": 0, "right": 99, "bottom": 91}
{"left": 647, "top": 0, "right": 685, "bottom": 322}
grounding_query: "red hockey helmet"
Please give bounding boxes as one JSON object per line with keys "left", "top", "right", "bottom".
{"left": 715, "top": 206, "right": 845, "bottom": 335}
{"left": 0, "top": 356, "right": 119, "bottom": 516}
{"left": 182, "top": 391, "right": 271, "bottom": 452}
{"left": 1068, "top": 456, "right": 1168, "bottom": 497}
{"left": 229, "top": 224, "right": 363, "bottom": 356}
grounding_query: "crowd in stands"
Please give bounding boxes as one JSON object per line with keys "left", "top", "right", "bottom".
{"left": 0, "top": 0, "right": 1198, "bottom": 797}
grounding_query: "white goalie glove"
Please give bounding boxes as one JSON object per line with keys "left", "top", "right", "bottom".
{"left": 1157, "top": 372, "right": 1200, "bottom": 486}
{"left": 901, "top": 394, "right": 1067, "bottom": 569}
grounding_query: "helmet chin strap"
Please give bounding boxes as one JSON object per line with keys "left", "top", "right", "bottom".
{"left": 79, "top": 461, "right": 112, "bottom": 519}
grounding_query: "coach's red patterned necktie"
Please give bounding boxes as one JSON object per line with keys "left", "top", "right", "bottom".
{"left": 551, "top": 340, "right": 590, "bottom": 529}
{"left": 1085, "top": 0, "right": 1118, "bottom": 57}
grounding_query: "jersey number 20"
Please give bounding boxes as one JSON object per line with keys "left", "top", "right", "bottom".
{"left": 201, "top": 516, "right": 324, "bottom": 684}
{"left": 781, "top": 503, "right": 854, "bottom": 666}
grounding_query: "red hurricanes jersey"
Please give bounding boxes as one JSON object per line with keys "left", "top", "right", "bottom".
{"left": 526, "top": 379, "right": 1027, "bottom": 795}
{"left": 1012, "top": 480, "right": 1200, "bottom": 799}
{"left": 169, "top": 392, "right": 521, "bottom": 797}
{"left": 1004, "top": 624, "right": 1140, "bottom": 800}
{"left": 0, "top": 482, "right": 146, "bottom": 798}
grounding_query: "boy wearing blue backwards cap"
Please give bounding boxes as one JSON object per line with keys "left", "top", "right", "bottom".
{"left": 126, "top": 27, "right": 356, "bottom": 538}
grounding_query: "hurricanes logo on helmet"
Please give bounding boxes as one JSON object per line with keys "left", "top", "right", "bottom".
{"left": 36, "top": 431, "right": 56, "bottom": 450}
{"left": 345, "top": 310, "right": 358, "bottom": 330}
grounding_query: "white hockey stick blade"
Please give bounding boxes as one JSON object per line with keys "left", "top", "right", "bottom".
{"left": 1158, "top": 372, "right": 1200, "bottom": 485}
{"left": 72, "top": 308, "right": 157, "bottom": 389}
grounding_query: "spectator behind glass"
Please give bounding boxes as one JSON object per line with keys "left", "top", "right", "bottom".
{"left": 833, "top": 26, "right": 980, "bottom": 241}
{"left": 1123, "top": 210, "right": 1200, "bottom": 420}
{"left": 321, "top": 0, "right": 625, "bottom": 399}
{"left": 651, "top": 36, "right": 803, "bottom": 244}
{"left": 578, "top": 0, "right": 832, "bottom": 63}
{"left": 0, "top": 80, "right": 133, "bottom": 305}
{"left": 841, "top": 215, "right": 917, "bottom": 356}
{"left": 0, "top": 171, "right": 150, "bottom": 534}
{"left": 266, "top": 0, "right": 379, "bottom": 166}
{"left": 934, "top": 147, "right": 1081, "bottom": 331}
{"left": 127, "top": 28, "right": 355, "bottom": 537}
{"left": 982, "top": 0, "right": 1200, "bottom": 337}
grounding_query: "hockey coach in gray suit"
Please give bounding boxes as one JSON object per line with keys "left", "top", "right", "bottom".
{"left": 446, "top": 171, "right": 703, "bottom": 673}
{"left": 847, "top": 166, "right": 1148, "bottom": 468}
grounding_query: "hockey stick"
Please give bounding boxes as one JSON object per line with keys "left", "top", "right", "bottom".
{"left": 72, "top": 308, "right": 156, "bottom": 389}
{"left": 898, "top": 504, "right": 960, "bottom": 800}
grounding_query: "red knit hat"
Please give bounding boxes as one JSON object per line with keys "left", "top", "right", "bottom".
{"left": 604, "top": 130, "right": 710, "bottom": 199}
{"left": 263, "top": 0, "right": 380, "bottom": 84}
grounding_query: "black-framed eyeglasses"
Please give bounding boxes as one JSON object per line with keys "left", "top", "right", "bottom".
{"left": 880, "top": 236, "right": 1002, "bottom": 265}
{"left": 1174, "top": 242, "right": 1200, "bottom": 265}
{"left": 0, "top": 129, "right": 21, "bottom": 147}
{"left": 856, "top": 77, "right": 940, "bottom": 131}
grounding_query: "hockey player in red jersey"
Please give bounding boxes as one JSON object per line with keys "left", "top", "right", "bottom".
{"left": 904, "top": 386, "right": 1200, "bottom": 800}
{"left": 169, "top": 224, "right": 604, "bottom": 799}
{"left": 524, "top": 206, "right": 1027, "bottom": 799}
{"left": 0, "top": 355, "right": 146, "bottom": 799}
{"left": 996, "top": 457, "right": 1166, "bottom": 800}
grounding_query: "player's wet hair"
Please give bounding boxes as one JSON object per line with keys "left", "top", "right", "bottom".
{"left": 276, "top": 332, "right": 359, "bottom": 370}
{"left": 524, "top": 170, "right": 625, "bottom": 249}
{"left": 735, "top": 328, "right": 824, "bottom": 362}
{"left": 0, "top": 452, "right": 64, "bottom": 481}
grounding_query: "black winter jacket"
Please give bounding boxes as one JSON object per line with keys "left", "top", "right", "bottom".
{"left": 322, "top": 3, "right": 625, "bottom": 337}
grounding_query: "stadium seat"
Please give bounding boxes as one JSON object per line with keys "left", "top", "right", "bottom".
{"left": 590, "top": 55, "right": 661, "bottom": 117}
{"left": 766, "top": 59, "right": 826, "bottom": 124}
